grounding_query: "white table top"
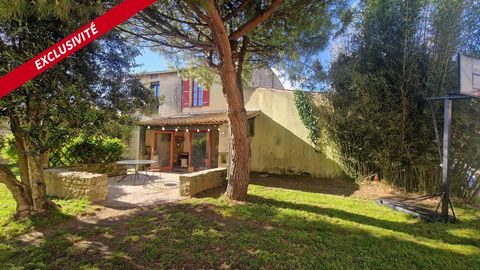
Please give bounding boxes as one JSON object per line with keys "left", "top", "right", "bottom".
{"left": 116, "top": 160, "right": 157, "bottom": 165}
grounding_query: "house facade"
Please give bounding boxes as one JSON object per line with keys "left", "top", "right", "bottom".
{"left": 128, "top": 68, "right": 344, "bottom": 178}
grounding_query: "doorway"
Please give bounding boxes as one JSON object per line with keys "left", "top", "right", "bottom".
{"left": 150, "top": 131, "right": 174, "bottom": 171}
{"left": 190, "top": 131, "right": 211, "bottom": 169}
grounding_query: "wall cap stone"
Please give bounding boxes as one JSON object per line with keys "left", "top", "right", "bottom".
{"left": 180, "top": 167, "right": 227, "bottom": 178}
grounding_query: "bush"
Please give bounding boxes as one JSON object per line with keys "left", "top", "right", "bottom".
{"left": 49, "top": 135, "right": 126, "bottom": 166}
{"left": 1, "top": 135, "right": 18, "bottom": 164}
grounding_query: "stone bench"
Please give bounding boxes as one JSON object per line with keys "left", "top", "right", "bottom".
{"left": 44, "top": 169, "right": 108, "bottom": 202}
{"left": 179, "top": 168, "right": 227, "bottom": 196}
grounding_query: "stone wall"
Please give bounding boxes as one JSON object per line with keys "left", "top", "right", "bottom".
{"left": 57, "top": 162, "right": 126, "bottom": 177}
{"left": 44, "top": 169, "right": 108, "bottom": 202}
{"left": 179, "top": 168, "right": 227, "bottom": 196}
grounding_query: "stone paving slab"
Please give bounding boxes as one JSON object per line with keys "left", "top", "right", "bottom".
{"left": 101, "top": 171, "right": 185, "bottom": 208}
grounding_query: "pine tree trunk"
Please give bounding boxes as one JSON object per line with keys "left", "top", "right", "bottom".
{"left": 203, "top": 0, "right": 259, "bottom": 201}
{"left": 221, "top": 70, "right": 251, "bottom": 201}
{"left": 0, "top": 164, "right": 33, "bottom": 218}
{"left": 224, "top": 106, "right": 251, "bottom": 200}
{"left": 27, "top": 153, "right": 49, "bottom": 213}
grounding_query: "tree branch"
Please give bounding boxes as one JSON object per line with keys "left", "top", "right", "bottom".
{"left": 184, "top": 0, "right": 210, "bottom": 23}
{"left": 139, "top": 9, "right": 214, "bottom": 49}
{"left": 0, "top": 164, "right": 32, "bottom": 218}
{"left": 237, "top": 36, "right": 249, "bottom": 97}
{"left": 229, "top": 0, "right": 282, "bottom": 40}
{"left": 222, "top": 0, "right": 253, "bottom": 22}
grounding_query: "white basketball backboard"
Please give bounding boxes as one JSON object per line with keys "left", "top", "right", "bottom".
{"left": 459, "top": 54, "right": 480, "bottom": 97}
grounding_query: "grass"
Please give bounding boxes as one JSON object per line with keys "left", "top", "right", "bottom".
{"left": 0, "top": 183, "right": 93, "bottom": 240}
{"left": 1, "top": 183, "right": 479, "bottom": 269}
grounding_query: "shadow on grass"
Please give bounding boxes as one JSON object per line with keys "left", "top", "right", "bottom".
{"left": 1, "top": 199, "right": 479, "bottom": 269}
{"left": 0, "top": 197, "right": 93, "bottom": 241}
{"left": 193, "top": 184, "right": 227, "bottom": 199}
{"left": 193, "top": 172, "right": 360, "bottom": 199}
{"left": 245, "top": 194, "right": 480, "bottom": 247}
{"left": 250, "top": 172, "right": 359, "bottom": 197}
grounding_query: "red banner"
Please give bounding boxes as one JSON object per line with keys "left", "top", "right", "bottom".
{"left": 0, "top": 0, "right": 157, "bottom": 99}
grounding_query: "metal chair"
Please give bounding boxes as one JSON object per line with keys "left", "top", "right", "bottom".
{"left": 149, "top": 157, "right": 165, "bottom": 181}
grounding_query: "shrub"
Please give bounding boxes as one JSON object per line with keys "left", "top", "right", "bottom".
{"left": 49, "top": 135, "right": 126, "bottom": 166}
{"left": 0, "top": 135, "right": 18, "bottom": 164}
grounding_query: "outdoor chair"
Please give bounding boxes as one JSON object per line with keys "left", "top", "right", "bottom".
{"left": 148, "top": 157, "right": 165, "bottom": 181}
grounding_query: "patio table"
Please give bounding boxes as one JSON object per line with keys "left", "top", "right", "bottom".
{"left": 116, "top": 159, "right": 156, "bottom": 184}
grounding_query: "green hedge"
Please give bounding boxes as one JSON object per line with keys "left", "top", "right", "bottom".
{"left": 1, "top": 134, "right": 126, "bottom": 167}
{"left": 49, "top": 135, "right": 126, "bottom": 167}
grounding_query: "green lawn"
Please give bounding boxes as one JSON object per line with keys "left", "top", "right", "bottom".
{"left": 1, "top": 183, "right": 479, "bottom": 269}
{"left": 0, "top": 184, "right": 93, "bottom": 240}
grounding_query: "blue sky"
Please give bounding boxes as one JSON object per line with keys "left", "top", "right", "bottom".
{"left": 134, "top": 49, "right": 169, "bottom": 73}
{"left": 132, "top": 1, "right": 358, "bottom": 89}
{"left": 134, "top": 48, "right": 332, "bottom": 90}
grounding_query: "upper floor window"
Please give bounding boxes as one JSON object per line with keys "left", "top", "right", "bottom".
{"left": 150, "top": 81, "right": 160, "bottom": 97}
{"left": 192, "top": 80, "right": 203, "bottom": 107}
{"left": 182, "top": 79, "right": 209, "bottom": 108}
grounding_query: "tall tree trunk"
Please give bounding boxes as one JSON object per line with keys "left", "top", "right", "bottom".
{"left": 0, "top": 164, "right": 33, "bottom": 218}
{"left": 204, "top": 0, "right": 251, "bottom": 200}
{"left": 27, "top": 152, "right": 49, "bottom": 213}
{"left": 221, "top": 71, "right": 251, "bottom": 201}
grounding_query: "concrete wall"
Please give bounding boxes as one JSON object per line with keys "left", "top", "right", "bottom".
{"left": 179, "top": 167, "right": 227, "bottom": 196}
{"left": 138, "top": 71, "right": 182, "bottom": 117}
{"left": 217, "top": 123, "right": 229, "bottom": 167}
{"left": 249, "top": 68, "right": 284, "bottom": 89}
{"left": 245, "top": 88, "right": 344, "bottom": 178}
{"left": 183, "top": 68, "right": 283, "bottom": 113}
{"left": 44, "top": 169, "right": 108, "bottom": 202}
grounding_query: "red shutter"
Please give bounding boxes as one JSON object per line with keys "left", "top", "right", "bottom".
{"left": 202, "top": 88, "right": 209, "bottom": 106}
{"left": 182, "top": 80, "right": 190, "bottom": 107}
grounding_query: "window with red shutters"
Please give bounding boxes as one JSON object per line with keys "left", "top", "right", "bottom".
{"left": 182, "top": 79, "right": 190, "bottom": 107}
{"left": 192, "top": 80, "right": 202, "bottom": 107}
{"left": 202, "top": 88, "right": 209, "bottom": 106}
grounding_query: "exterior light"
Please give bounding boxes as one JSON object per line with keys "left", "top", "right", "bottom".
{"left": 197, "top": 129, "right": 200, "bottom": 132}
{"left": 207, "top": 128, "right": 210, "bottom": 132}
{"left": 161, "top": 127, "right": 165, "bottom": 131}
{"left": 175, "top": 128, "right": 178, "bottom": 132}
{"left": 186, "top": 128, "right": 189, "bottom": 132}
{"left": 217, "top": 128, "right": 220, "bottom": 131}
{"left": 147, "top": 126, "right": 150, "bottom": 129}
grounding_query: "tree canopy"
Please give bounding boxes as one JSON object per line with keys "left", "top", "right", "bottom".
{"left": 125, "top": 0, "right": 351, "bottom": 88}
{"left": 297, "top": 0, "right": 480, "bottom": 200}
{"left": 0, "top": 0, "right": 152, "bottom": 217}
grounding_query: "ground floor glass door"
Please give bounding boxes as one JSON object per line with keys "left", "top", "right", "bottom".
{"left": 191, "top": 132, "right": 210, "bottom": 169}
{"left": 151, "top": 131, "right": 173, "bottom": 170}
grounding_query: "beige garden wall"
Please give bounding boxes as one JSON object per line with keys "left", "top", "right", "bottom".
{"left": 179, "top": 167, "right": 227, "bottom": 196}
{"left": 245, "top": 88, "right": 344, "bottom": 178}
{"left": 44, "top": 169, "right": 108, "bottom": 202}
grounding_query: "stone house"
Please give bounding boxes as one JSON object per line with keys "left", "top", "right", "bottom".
{"left": 128, "top": 68, "right": 344, "bottom": 178}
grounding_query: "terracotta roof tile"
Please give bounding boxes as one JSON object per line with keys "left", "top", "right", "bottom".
{"left": 139, "top": 110, "right": 260, "bottom": 126}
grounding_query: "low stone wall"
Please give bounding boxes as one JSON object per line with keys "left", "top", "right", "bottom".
{"left": 57, "top": 162, "right": 126, "bottom": 177}
{"left": 179, "top": 168, "right": 227, "bottom": 196}
{"left": 44, "top": 169, "right": 108, "bottom": 202}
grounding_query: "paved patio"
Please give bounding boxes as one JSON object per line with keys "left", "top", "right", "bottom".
{"left": 102, "top": 171, "right": 185, "bottom": 208}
